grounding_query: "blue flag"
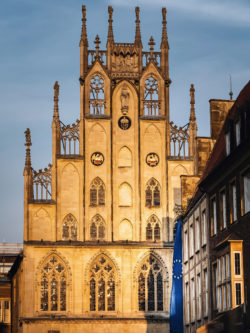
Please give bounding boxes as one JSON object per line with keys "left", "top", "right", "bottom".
{"left": 170, "top": 219, "right": 183, "bottom": 333}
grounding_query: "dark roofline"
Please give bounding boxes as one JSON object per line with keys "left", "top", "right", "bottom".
{"left": 8, "top": 253, "right": 23, "bottom": 278}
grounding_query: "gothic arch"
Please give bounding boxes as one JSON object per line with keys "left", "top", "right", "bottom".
{"left": 119, "top": 182, "right": 132, "bottom": 206}
{"left": 89, "top": 122, "right": 106, "bottom": 136}
{"left": 62, "top": 162, "right": 79, "bottom": 176}
{"left": 35, "top": 250, "right": 72, "bottom": 312}
{"left": 133, "top": 251, "right": 169, "bottom": 285}
{"left": 84, "top": 250, "right": 121, "bottom": 285}
{"left": 62, "top": 213, "right": 77, "bottom": 241}
{"left": 119, "top": 219, "right": 133, "bottom": 240}
{"left": 89, "top": 214, "right": 106, "bottom": 240}
{"left": 31, "top": 208, "right": 51, "bottom": 241}
{"left": 90, "top": 177, "right": 105, "bottom": 206}
{"left": 144, "top": 123, "right": 161, "bottom": 137}
{"left": 145, "top": 178, "right": 161, "bottom": 207}
{"left": 172, "top": 164, "right": 189, "bottom": 176}
{"left": 145, "top": 214, "right": 161, "bottom": 241}
{"left": 118, "top": 146, "right": 132, "bottom": 167}
{"left": 132, "top": 251, "right": 170, "bottom": 312}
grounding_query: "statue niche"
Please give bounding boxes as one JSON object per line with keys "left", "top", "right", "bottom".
{"left": 120, "top": 85, "right": 130, "bottom": 115}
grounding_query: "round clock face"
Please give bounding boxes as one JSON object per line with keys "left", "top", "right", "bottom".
{"left": 118, "top": 116, "right": 131, "bottom": 130}
{"left": 146, "top": 153, "right": 159, "bottom": 167}
{"left": 91, "top": 152, "right": 104, "bottom": 166}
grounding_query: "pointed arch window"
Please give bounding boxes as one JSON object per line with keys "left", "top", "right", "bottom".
{"left": 89, "top": 74, "right": 105, "bottom": 115}
{"left": 145, "top": 178, "right": 161, "bottom": 207}
{"left": 146, "top": 215, "right": 161, "bottom": 241}
{"left": 89, "top": 255, "right": 116, "bottom": 311}
{"left": 138, "top": 255, "right": 164, "bottom": 312}
{"left": 90, "top": 178, "right": 105, "bottom": 206}
{"left": 143, "top": 76, "right": 160, "bottom": 116}
{"left": 40, "top": 255, "right": 67, "bottom": 312}
{"left": 90, "top": 215, "right": 105, "bottom": 240}
{"left": 62, "top": 214, "right": 77, "bottom": 241}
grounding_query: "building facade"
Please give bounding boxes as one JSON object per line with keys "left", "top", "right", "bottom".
{"left": 182, "top": 81, "right": 250, "bottom": 333}
{"left": 10, "top": 6, "right": 228, "bottom": 333}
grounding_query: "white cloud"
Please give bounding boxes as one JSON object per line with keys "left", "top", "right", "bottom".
{"left": 110, "top": 0, "right": 250, "bottom": 27}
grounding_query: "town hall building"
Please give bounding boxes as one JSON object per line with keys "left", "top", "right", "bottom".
{"left": 11, "top": 6, "right": 233, "bottom": 333}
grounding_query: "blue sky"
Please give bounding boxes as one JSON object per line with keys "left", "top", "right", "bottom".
{"left": 0, "top": 0, "right": 250, "bottom": 242}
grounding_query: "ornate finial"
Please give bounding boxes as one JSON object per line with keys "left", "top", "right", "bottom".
{"left": 148, "top": 36, "right": 155, "bottom": 60}
{"left": 190, "top": 84, "right": 196, "bottom": 122}
{"left": 94, "top": 35, "right": 101, "bottom": 59}
{"left": 135, "top": 7, "right": 142, "bottom": 47}
{"left": 107, "top": 6, "right": 114, "bottom": 44}
{"left": 53, "top": 81, "right": 59, "bottom": 121}
{"left": 229, "top": 74, "right": 233, "bottom": 100}
{"left": 25, "top": 128, "right": 32, "bottom": 147}
{"left": 161, "top": 7, "right": 169, "bottom": 49}
{"left": 80, "top": 5, "right": 88, "bottom": 46}
{"left": 24, "top": 128, "right": 32, "bottom": 169}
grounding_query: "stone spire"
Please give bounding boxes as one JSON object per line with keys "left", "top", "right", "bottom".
{"left": 161, "top": 8, "right": 169, "bottom": 50}
{"left": 148, "top": 36, "right": 155, "bottom": 60}
{"left": 229, "top": 75, "right": 233, "bottom": 100}
{"left": 53, "top": 81, "right": 60, "bottom": 122}
{"left": 134, "top": 7, "right": 142, "bottom": 47}
{"left": 24, "top": 128, "right": 32, "bottom": 170}
{"left": 189, "top": 84, "right": 196, "bottom": 123}
{"left": 107, "top": 6, "right": 114, "bottom": 44}
{"left": 80, "top": 5, "right": 88, "bottom": 46}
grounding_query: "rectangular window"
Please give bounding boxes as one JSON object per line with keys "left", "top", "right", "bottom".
{"left": 222, "top": 191, "right": 227, "bottom": 229}
{"left": 190, "top": 224, "right": 194, "bottom": 257}
{"left": 185, "top": 282, "right": 190, "bottom": 324}
{"left": 230, "top": 182, "right": 237, "bottom": 222}
{"left": 235, "top": 283, "right": 242, "bottom": 305}
{"left": 184, "top": 230, "right": 188, "bottom": 262}
{"left": 191, "top": 278, "right": 196, "bottom": 322}
{"left": 204, "top": 269, "right": 208, "bottom": 317}
{"left": 195, "top": 217, "right": 200, "bottom": 252}
{"left": 226, "top": 254, "right": 231, "bottom": 279}
{"left": 228, "top": 283, "right": 232, "bottom": 309}
{"left": 234, "top": 252, "right": 241, "bottom": 275}
{"left": 211, "top": 198, "right": 217, "bottom": 236}
{"left": 4, "top": 301, "right": 9, "bottom": 310}
{"left": 223, "top": 256, "right": 226, "bottom": 281}
{"left": 213, "top": 264, "right": 218, "bottom": 310}
{"left": 226, "top": 132, "right": 230, "bottom": 155}
{"left": 202, "top": 210, "right": 207, "bottom": 245}
{"left": 236, "top": 121, "right": 240, "bottom": 146}
{"left": 243, "top": 170, "right": 250, "bottom": 214}
{"left": 0, "top": 300, "right": 2, "bottom": 322}
{"left": 223, "top": 284, "right": 227, "bottom": 310}
{"left": 197, "top": 273, "right": 201, "bottom": 319}
{"left": 218, "top": 258, "right": 222, "bottom": 283}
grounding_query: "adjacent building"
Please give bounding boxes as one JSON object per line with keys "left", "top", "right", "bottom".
{"left": 182, "top": 81, "right": 250, "bottom": 333}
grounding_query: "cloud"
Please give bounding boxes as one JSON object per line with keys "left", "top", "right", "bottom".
{"left": 110, "top": 0, "right": 250, "bottom": 27}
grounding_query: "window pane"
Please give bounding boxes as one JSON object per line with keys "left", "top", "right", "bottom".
{"left": 147, "top": 270, "right": 155, "bottom": 311}
{"left": 243, "top": 171, "right": 250, "bottom": 214}
{"left": 235, "top": 283, "right": 242, "bottom": 305}
{"left": 98, "top": 278, "right": 105, "bottom": 311}
{"left": 90, "top": 279, "right": 96, "bottom": 311}
{"left": 157, "top": 273, "right": 163, "bottom": 311}
{"left": 138, "top": 273, "right": 146, "bottom": 311}
{"left": 234, "top": 253, "right": 241, "bottom": 275}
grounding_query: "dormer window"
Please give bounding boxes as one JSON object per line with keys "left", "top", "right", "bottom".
{"left": 226, "top": 132, "right": 230, "bottom": 156}
{"left": 236, "top": 121, "right": 240, "bottom": 146}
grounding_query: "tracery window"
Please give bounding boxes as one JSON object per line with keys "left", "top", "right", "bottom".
{"left": 146, "top": 215, "right": 161, "bottom": 241}
{"left": 90, "top": 177, "right": 105, "bottom": 206}
{"left": 89, "top": 255, "right": 116, "bottom": 311}
{"left": 89, "top": 74, "right": 105, "bottom": 115}
{"left": 40, "top": 255, "right": 67, "bottom": 312}
{"left": 143, "top": 76, "right": 160, "bottom": 116}
{"left": 138, "top": 255, "right": 164, "bottom": 311}
{"left": 90, "top": 215, "right": 105, "bottom": 240}
{"left": 62, "top": 214, "right": 77, "bottom": 241}
{"left": 145, "top": 178, "right": 161, "bottom": 207}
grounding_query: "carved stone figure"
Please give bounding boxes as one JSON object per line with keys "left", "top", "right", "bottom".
{"left": 120, "top": 85, "right": 130, "bottom": 114}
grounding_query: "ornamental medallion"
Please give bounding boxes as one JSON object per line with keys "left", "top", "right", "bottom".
{"left": 146, "top": 153, "right": 159, "bottom": 167}
{"left": 91, "top": 152, "right": 104, "bottom": 166}
{"left": 118, "top": 116, "right": 131, "bottom": 130}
